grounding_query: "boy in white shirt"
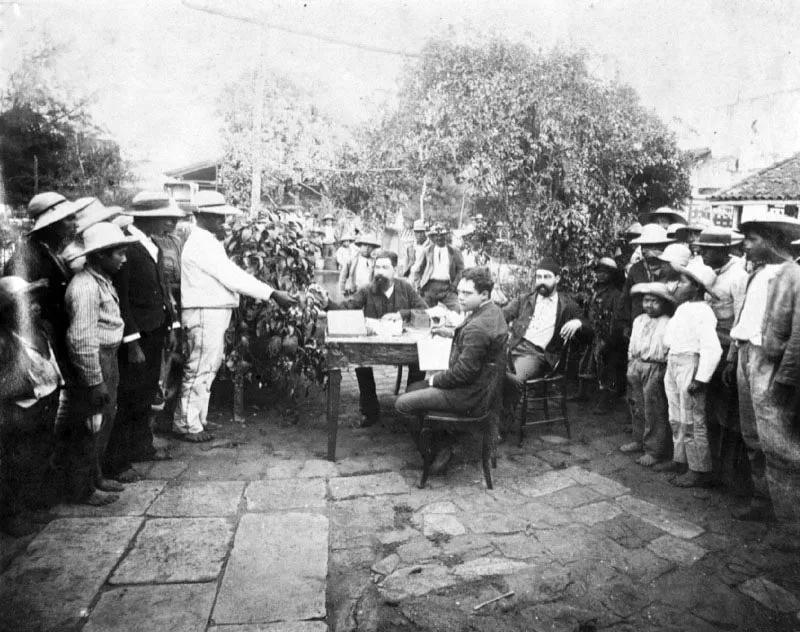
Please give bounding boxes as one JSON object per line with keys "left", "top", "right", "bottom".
{"left": 662, "top": 259, "right": 722, "bottom": 488}
{"left": 621, "top": 283, "right": 674, "bottom": 468}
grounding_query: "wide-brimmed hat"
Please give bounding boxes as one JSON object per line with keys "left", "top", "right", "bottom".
{"left": 695, "top": 226, "right": 740, "bottom": 248}
{"left": 64, "top": 222, "right": 137, "bottom": 262}
{"left": 128, "top": 191, "right": 186, "bottom": 218}
{"left": 738, "top": 211, "right": 800, "bottom": 240}
{"left": 630, "top": 282, "right": 676, "bottom": 304}
{"left": 412, "top": 219, "right": 427, "bottom": 232}
{"left": 623, "top": 222, "right": 643, "bottom": 240}
{"left": 595, "top": 257, "right": 618, "bottom": 270}
{"left": 193, "top": 191, "right": 242, "bottom": 216}
{"left": 630, "top": 224, "right": 674, "bottom": 246}
{"left": 666, "top": 223, "right": 685, "bottom": 239}
{"left": 428, "top": 223, "right": 449, "bottom": 235}
{"left": 678, "top": 259, "right": 718, "bottom": 296}
{"left": 28, "top": 192, "right": 78, "bottom": 233}
{"left": 355, "top": 232, "right": 381, "bottom": 247}
{"left": 657, "top": 243, "right": 692, "bottom": 268}
{"left": 644, "top": 206, "right": 687, "bottom": 225}
{"left": 74, "top": 198, "right": 124, "bottom": 234}
{"left": 339, "top": 232, "right": 355, "bottom": 243}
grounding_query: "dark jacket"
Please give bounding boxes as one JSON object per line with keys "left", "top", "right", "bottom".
{"left": 589, "top": 283, "right": 624, "bottom": 343}
{"left": 333, "top": 278, "right": 427, "bottom": 319}
{"left": 620, "top": 259, "right": 660, "bottom": 327}
{"left": 761, "top": 260, "right": 800, "bottom": 388}
{"left": 503, "top": 291, "right": 591, "bottom": 367}
{"left": 411, "top": 243, "right": 465, "bottom": 289}
{"left": 113, "top": 241, "right": 175, "bottom": 340}
{"left": 4, "top": 237, "right": 73, "bottom": 371}
{"left": 431, "top": 301, "right": 509, "bottom": 414}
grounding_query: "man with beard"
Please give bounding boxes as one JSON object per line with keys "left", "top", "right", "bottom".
{"left": 502, "top": 258, "right": 591, "bottom": 420}
{"left": 172, "top": 191, "right": 297, "bottom": 442}
{"left": 724, "top": 213, "right": 800, "bottom": 526}
{"left": 619, "top": 224, "right": 674, "bottom": 332}
{"left": 327, "top": 249, "right": 428, "bottom": 427}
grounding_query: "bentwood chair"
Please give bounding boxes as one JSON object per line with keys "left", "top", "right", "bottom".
{"left": 518, "top": 343, "right": 573, "bottom": 446}
{"left": 418, "top": 337, "right": 508, "bottom": 489}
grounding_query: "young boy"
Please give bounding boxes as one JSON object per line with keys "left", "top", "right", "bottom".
{"left": 51, "top": 223, "right": 135, "bottom": 506}
{"left": 662, "top": 259, "right": 723, "bottom": 487}
{"left": 620, "top": 282, "right": 674, "bottom": 467}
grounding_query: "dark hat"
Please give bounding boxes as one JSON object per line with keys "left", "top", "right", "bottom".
{"left": 695, "top": 226, "right": 739, "bottom": 248}
{"left": 535, "top": 257, "right": 561, "bottom": 276}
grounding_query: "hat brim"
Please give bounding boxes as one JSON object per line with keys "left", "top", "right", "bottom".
{"left": 65, "top": 236, "right": 138, "bottom": 262}
{"left": 630, "top": 283, "right": 677, "bottom": 304}
{"left": 738, "top": 219, "right": 800, "bottom": 240}
{"left": 630, "top": 235, "right": 674, "bottom": 245}
{"left": 677, "top": 266, "right": 718, "bottom": 299}
{"left": 355, "top": 240, "right": 381, "bottom": 247}
{"left": 29, "top": 203, "right": 78, "bottom": 233}
{"left": 644, "top": 212, "right": 687, "bottom": 225}
{"left": 77, "top": 208, "right": 128, "bottom": 234}
{"left": 195, "top": 204, "right": 243, "bottom": 216}
{"left": 127, "top": 208, "right": 186, "bottom": 218}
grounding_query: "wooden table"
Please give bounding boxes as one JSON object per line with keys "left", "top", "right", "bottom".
{"left": 324, "top": 328, "right": 432, "bottom": 461}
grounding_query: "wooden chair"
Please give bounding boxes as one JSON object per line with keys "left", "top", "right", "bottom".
{"left": 418, "top": 348, "right": 507, "bottom": 490}
{"left": 518, "top": 343, "right": 572, "bottom": 446}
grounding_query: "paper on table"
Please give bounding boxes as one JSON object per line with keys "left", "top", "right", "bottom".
{"left": 417, "top": 336, "right": 452, "bottom": 371}
{"left": 327, "top": 310, "right": 368, "bottom": 337}
{"left": 366, "top": 317, "right": 403, "bottom": 337}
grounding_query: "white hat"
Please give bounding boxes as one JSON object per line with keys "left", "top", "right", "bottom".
{"left": 355, "top": 232, "right": 381, "bottom": 247}
{"left": 678, "top": 259, "right": 718, "bottom": 297}
{"left": 193, "top": 190, "right": 242, "bottom": 216}
{"left": 630, "top": 282, "right": 677, "bottom": 304}
{"left": 28, "top": 192, "right": 78, "bottom": 233}
{"left": 74, "top": 198, "right": 124, "bottom": 234}
{"left": 128, "top": 191, "right": 185, "bottom": 218}
{"left": 595, "top": 257, "right": 618, "bottom": 270}
{"left": 64, "top": 222, "right": 137, "bottom": 262}
{"left": 644, "top": 206, "right": 687, "bottom": 225}
{"left": 412, "top": 219, "right": 427, "bottom": 232}
{"left": 630, "top": 224, "right": 674, "bottom": 245}
{"left": 738, "top": 211, "right": 800, "bottom": 240}
{"left": 657, "top": 243, "right": 692, "bottom": 267}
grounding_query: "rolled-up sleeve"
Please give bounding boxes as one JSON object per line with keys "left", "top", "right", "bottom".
{"left": 66, "top": 276, "right": 103, "bottom": 386}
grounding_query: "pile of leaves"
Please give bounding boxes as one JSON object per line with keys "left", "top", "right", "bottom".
{"left": 223, "top": 209, "right": 327, "bottom": 401}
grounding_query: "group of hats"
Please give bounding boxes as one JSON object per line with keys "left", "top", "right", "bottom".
{"left": 630, "top": 257, "right": 718, "bottom": 304}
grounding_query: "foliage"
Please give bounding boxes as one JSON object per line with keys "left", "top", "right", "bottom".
{"left": 223, "top": 208, "right": 326, "bottom": 396}
{"left": 217, "top": 71, "right": 350, "bottom": 210}
{"left": 0, "top": 36, "right": 133, "bottom": 208}
{"left": 332, "top": 35, "right": 691, "bottom": 294}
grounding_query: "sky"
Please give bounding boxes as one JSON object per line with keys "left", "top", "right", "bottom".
{"left": 2, "top": 0, "right": 799, "bottom": 182}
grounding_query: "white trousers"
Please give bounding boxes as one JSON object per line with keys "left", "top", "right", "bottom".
{"left": 173, "top": 308, "right": 232, "bottom": 435}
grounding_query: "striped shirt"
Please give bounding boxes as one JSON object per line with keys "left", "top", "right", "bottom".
{"left": 66, "top": 266, "right": 124, "bottom": 386}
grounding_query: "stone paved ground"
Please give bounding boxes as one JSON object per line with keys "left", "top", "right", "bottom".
{"left": 2, "top": 367, "right": 800, "bottom": 631}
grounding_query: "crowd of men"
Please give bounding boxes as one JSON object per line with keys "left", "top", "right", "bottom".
{"left": 0, "top": 190, "right": 296, "bottom": 536}
{"left": 1, "top": 194, "right": 798, "bottom": 542}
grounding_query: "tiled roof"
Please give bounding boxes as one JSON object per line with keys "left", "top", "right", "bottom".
{"left": 710, "top": 151, "right": 800, "bottom": 201}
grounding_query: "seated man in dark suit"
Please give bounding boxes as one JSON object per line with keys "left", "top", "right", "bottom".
{"left": 503, "top": 258, "right": 592, "bottom": 417}
{"left": 328, "top": 249, "right": 428, "bottom": 427}
{"left": 395, "top": 267, "right": 509, "bottom": 472}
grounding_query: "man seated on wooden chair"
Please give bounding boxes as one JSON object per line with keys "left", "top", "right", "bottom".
{"left": 326, "top": 249, "right": 428, "bottom": 427}
{"left": 502, "top": 258, "right": 592, "bottom": 423}
{"left": 395, "top": 267, "right": 509, "bottom": 473}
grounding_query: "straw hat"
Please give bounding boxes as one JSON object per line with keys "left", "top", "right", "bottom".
{"left": 678, "top": 259, "right": 718, "bottom": 296}
{"left": 429, "top": 223, "right": 449, "bottom": 235}
{"left": 629, "top": 224, "right": 674, "bottom": 245}
{"left": 595, "top": 257, "right": 618, "bottom": 270}
{"left": 657, "top": 243, "right": 692, "bottom": 268}
{"left": 412, "top": 219, "right": 427, "bottom": 232}
{"left": 738, "top": 211, "right": 800, "bottom": 240}
{"left": 695, "top": 226, "right": 740, "bottom": 248}
{"left": 193, "top": 191, "right": 242, "bottom": 216}
{"left": 630, "top": 282, "right": 676, "bottom": 304}
{"left": 64, "top": 222, "right": 137, "bottom": 262}
{"left": 339, "top": 232, "right": 355, "bottom": 243}
{"left": 28, "top": 192, "right": 78, "bottom": 233}
{"left": 74, "top": 198, "right": 124, "bottom": 234}
{"left": 623, "top": 222, "right": 643, "bottom": 240}
{"left": 644, "top": 206, "right": 687, "bottom": 225}
{"left": 355, "top": 232, "right": 381, "bottom": 247}
{"left": 128, "top": 191, "right": 185, "bottom": 218}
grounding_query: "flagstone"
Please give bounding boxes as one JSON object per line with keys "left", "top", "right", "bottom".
{"left": 147, "top": 481, "right": 245, "bottom": 517}
{"left": 329, "top": 472, "right": 409, "bottom": 499}
{"left": 245, "top": 478, "right": 326, "bottom": 511}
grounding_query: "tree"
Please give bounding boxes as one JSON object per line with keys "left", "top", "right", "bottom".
{"left": 348, "top": 35, "right": 691, "bottom": 292}
{"left": 0, "top": 36, "right": 133, "bottom": 209}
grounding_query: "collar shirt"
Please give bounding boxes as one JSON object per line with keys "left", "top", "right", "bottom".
{"left": 628, "top": 313, "right": 671, "bottom": 362}
{"left": 383, "top": 283, "right": 395, "bottom": 300}
{"left": 66, "top": 266, "right": 125, "bottom": 386}
{"left": 181, "top": 226, "right": 274, "bottom": 309}
{"left": 353, "top": 255, "right": 373, "bottom": 290}
{"left": 706, "top": 257, "right": 748, "bottom": 346}
{"left": 664, "top": 300, "right": 722, "bottom": 382}
{"left": 431, "top": 246, "right": 451, "bottom": 281}
{"left": 524, "top": 292, "right": 558, "bottom": 348}
{"left": 127, "top": 225, "right": 159, "bottom": 262}
{"left": 730, "top": 263, "right": 781, "bottom": 346}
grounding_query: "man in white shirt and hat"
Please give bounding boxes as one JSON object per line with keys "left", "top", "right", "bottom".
{"left": 173, "top": 191, "right": 297, "bottom": 442}
{"left": 411, "top": 223, "right": 465, "bottom": 311}
{"left": 403, "top": 219, "right": 429, "bottom": 277}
